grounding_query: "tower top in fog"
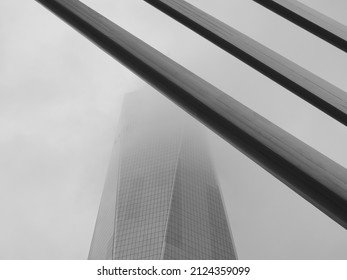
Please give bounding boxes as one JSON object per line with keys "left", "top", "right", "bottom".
{"left": 89, "top": 90, "right": 237, "bottom": 259}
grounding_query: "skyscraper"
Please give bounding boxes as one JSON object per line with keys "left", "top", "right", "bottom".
{"left": 88, "top": 90, "right": 237, "bottom": 260}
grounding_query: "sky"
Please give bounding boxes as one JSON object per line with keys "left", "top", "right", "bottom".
{"left": 0, "top": 0, "right": 347, "bottom": 259}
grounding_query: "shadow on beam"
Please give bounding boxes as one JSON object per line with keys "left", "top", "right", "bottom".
{"left": 35, "top": 0, "right": 347, "bottom": 229}
{"left": 144, "top": 0, "right": 347, "bottom": 126}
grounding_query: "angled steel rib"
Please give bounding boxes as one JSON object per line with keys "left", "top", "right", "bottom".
{"left": 252, "top": 0, "right": 347, "bottom": 52}
{"left": 34, "top": 0, "right": 347, "bottom": 229}
{"left": 144, "top": 0, "right": 347, "bottom": 126}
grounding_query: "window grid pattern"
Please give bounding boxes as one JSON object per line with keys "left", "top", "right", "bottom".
{"left": 88, "top": 135, "right": 121, "bottom": 260}
{"left": 163, "top": 132, "right": 236, "bottom": 259}
{"left": 89, "top": 92, "right": 236, "bottom": 260}
{"left": 113, "top": 130, "right": 182, "bottom": 259}
{"left": 112, "top": 92, "right": 184, "bottom": 260}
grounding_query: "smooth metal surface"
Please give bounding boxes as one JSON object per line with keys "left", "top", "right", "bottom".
{"left": 252, "top": 0, "right": 347, "bottom": 52}
{"left": 144, "top": 0, "right": 347, "bottom": 126}
{"left": 35, "top": 0, "right": 347, "bottom": 229}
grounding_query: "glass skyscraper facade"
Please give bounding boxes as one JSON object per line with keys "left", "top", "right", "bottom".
{"left": 88, "top": 91, "right": 237, "bottom": 260}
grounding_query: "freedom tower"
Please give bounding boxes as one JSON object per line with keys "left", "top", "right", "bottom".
{"left": 88, "top": 91, "right": 237, "bottom": 260}
{"left": 35, "top": 0, "right": 347, "bottom": 260}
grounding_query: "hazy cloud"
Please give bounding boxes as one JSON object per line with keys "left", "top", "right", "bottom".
{"left": 1, "top": 0, "right": 347, "bottom": 259}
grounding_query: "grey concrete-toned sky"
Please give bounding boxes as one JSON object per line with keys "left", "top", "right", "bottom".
{"left": 1, "top": 0, "right": 347, "bottom": 259}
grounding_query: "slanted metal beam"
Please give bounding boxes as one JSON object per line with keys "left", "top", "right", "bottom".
{"left": 252, "top": 0, "right": 347, "bottom": 52}
{"left": 144, "top": 0, "right": 347, "bottom": 126}
{"left": 35, "top": 0, "right": 347, "bottom": 229}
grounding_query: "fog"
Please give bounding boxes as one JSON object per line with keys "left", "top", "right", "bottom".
{"left": 1, "top": 0, "right": 347, "bottom": 259}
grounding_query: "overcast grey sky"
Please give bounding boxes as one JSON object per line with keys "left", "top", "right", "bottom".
{"left": 1, "top": 0, "right": 347, "bottom": 259}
